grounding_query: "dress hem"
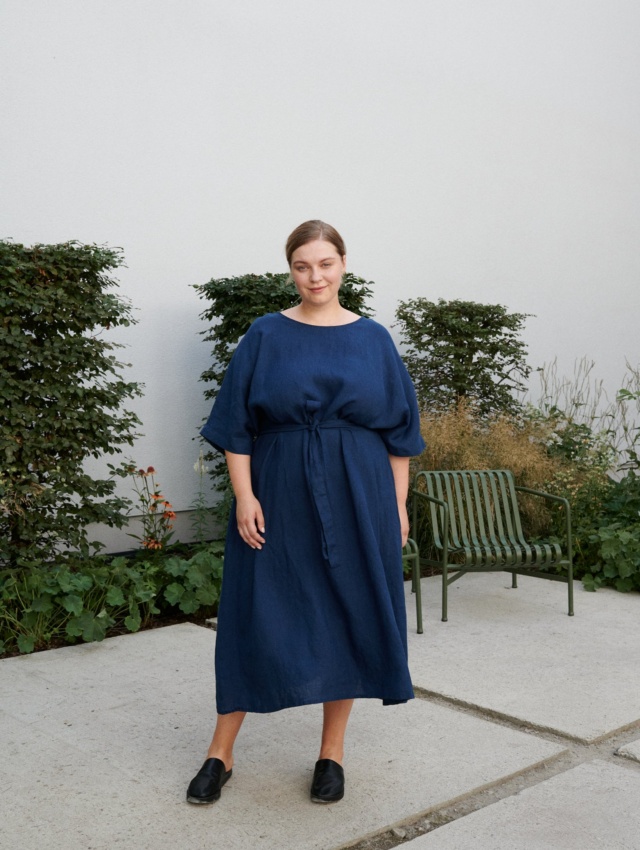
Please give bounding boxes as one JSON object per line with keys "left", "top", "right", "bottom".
{"left": 217, "top": 689, "right": 415, "bottom": 715}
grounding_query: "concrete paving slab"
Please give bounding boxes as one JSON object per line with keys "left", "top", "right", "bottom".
{"left": 406, "top": 574, "right": 640, "bottom": 742}
{"left": 0, "top": 624, "right": 565, "bottom": 850}
{"left": 402, "top": 760, "right": 640, "bottom": 850}
{"left": 617, "top": 738, "right": 640, "bottom": 764}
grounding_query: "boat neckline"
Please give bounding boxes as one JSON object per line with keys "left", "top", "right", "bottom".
{"left": 276, "top": 312, "right": 365, "bottom": 328}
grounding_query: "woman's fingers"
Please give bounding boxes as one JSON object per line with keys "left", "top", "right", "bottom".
{"left": 398, "top": 503, "right": 409, "bottom": 549}
{"left": 236, "top": 497, "right": 266, "bottom": 549}
{"left": 238, "top": 519, "right": 265, "bottom": 549}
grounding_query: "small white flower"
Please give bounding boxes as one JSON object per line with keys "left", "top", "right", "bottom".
{"left": 194, "top": 450, "right": 210, "bottom": 475}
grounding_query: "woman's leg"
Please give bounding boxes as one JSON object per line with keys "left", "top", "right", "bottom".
{"left": 319, "top": 699, "right": 354, "bottom": 764}
{"left": 206, "top": 711, "right": 246, "bottom": 770}
{"left": 187, "top": 712, "right": 246, "bottom": 803}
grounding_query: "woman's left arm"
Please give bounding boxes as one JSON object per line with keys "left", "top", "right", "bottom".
{"left": 388, "top": 455, "right": 411, "bottom": 548}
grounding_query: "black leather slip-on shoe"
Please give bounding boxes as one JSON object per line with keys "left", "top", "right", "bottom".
{"left": 310, "top": 758, "right": 344, "bottom": 803}
{"left": 186, "top": 757, "right": 232, "bottom": 804}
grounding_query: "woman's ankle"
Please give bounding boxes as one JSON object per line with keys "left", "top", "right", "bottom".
{"left": 318, "top": 747, "right": 344, "bottom": 765}
{"left": 205, "top": 748, "right": 234, "bottom": 770}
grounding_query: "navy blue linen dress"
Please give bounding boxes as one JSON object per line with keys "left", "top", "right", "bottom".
{"left": 201, "top": 313, "right": 425, "bottom": 714}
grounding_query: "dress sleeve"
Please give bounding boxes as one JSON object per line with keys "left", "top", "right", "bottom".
{"left": 376, "top": 334, "right": 426, "bottom": 458}
{"left": 200, "top": 327, "right": 260, "bottom": 455}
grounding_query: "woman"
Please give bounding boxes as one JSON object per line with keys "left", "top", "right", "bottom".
{"left": 187, "top": 220, "right": 425, "bottom": 805}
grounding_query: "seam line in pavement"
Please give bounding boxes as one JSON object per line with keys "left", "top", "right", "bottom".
{"left": 413, "top": 685, "right": 640, "bottom": 745}
{"left": 339, "top": 695, "right": 640, "bottom": 850}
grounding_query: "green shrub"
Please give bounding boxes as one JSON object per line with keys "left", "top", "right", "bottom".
{"left": 395, "top": 299, "right": 531, "bottom": 416}
{"left": 534, "top": 357, "right": 640, "bottom": 474}
{"left": 582, "top": 523, "right": 640, "bottom": 592}
{"left": 602, "top": 471, "right": 640, "bottom": 524}
{"left": 161, "top": 544, "right": 223, "bottom": 614}
{"left": 0, "top": 542, "right": 224, "bottom": 656}
{"left": 521, "top": 405, "right": 614, "bottom": 552}
{"left": 525, "top": 361, "right": 640, "bottom": 587}
{"left": 0, "top": 241, "right": 142, "bottom": 567}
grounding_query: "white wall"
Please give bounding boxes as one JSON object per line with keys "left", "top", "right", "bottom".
{"left": 2, "top": 0, "right": 639, "bottom": 525}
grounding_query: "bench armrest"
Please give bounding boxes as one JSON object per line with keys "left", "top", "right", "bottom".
{"left": 514, "top": 486, "right": 569, "bottom": 510}
{"left": 412, "top": 489, "right": 448, "bottom": 510}
{"left": 411, "top": 488, "right": 450, "bottom": 556}
{"left": 514, "top": 486, "right": 572, "bottom": 564}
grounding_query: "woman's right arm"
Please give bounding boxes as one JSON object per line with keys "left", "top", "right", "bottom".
{"left": 225, "top": 451, "right": 265, "bottom": 549}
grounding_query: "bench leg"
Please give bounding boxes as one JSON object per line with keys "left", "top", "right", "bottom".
{"left": 568, "top": 566, "right": 574, "bottom": 616}
{"left": 442, "top": 562, "right": 448, "bottom": 622}
{"left": 414, "top": 558, "right": 423, "bottom": 634}
{"left": 512, "top": 571, "right": 518, "bottom": 589}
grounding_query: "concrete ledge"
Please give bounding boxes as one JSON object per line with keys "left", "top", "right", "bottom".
{"left": 402, "top": 761, "right": 640, "bottom": 850}
{"left": 617, "top": 738, "right": 640, "bottom": 764}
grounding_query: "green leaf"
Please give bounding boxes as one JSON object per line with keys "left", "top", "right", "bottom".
{"left": 70, "top": 574, "right": 94, "bottom": 592}
{"left": 109, "top": 556, "right": 129, "bottom": 569}
{"left": 105, "top": 586, "right": 126, "bottom": 607}
{"left": 601, "top": 539, "right": 620, "bottom": 559}
{"left": 65, "top": 611, "right": 107, "bottom": 642}
{"left": 186, "top": 563, "right": 206, "bottom": 588}
{"left": 30, "top": 595, "right": 54, "bottom": 613}
{"left": 177, "top": 590, "right": 200, "bottom": 614}
{"left": 17, "top": 634, "right": 36, "bottom": 653}
{"left": 124, "top": 605, "right": 141, "bottom": 632}
{"left": 61, "top": 594, "right": 84, "bottom": 616}
{"left": 195, "top": 585, "right": 218, "bottom": 606}
{"left": 164, "top": 557, "right": 188, "bottom": 577}
{"left": 164, "top": 582, "right": 184, "bottom": 605}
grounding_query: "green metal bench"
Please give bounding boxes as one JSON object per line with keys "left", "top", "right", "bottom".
{"left": 412, "top": 469, "right": 573, "bottom": 622}
{"left": 402, "top": 537, "right": 423, "bottom": 634}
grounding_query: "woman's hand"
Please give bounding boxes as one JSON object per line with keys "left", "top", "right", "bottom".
{"left": 388, "top": 455, "right": 411, "bottom": 549}
{"left": 225, "top": 451, "right": 266, "bottom": 550}
{"left": 235, "top": 494, "right": 266, "bottom": 549}
{"left": 398, "top": 501, "right": 410, "bottom": 549}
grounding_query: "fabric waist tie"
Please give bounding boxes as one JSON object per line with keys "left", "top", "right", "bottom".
{"left": 259, "top": 418, "right": 368, "bottom": 569}
{"left": 260, "top": 420, "right": 364, "bottom": 435}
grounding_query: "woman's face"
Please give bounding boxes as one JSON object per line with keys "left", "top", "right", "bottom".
{"left": 289, "top": 239, "right": 346, "bottom": 309}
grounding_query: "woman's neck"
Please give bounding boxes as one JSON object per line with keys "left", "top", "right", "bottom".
{"left": 283, "top": 303, "right": 358, "bottom": 326}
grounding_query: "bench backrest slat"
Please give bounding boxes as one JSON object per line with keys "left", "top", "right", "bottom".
{"left": 417, "top": 469, "right": 533, "bottom": 560}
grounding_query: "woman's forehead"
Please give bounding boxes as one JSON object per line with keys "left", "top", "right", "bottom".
{"left": 291, "top": 239, "right": 344, "bottom": 262}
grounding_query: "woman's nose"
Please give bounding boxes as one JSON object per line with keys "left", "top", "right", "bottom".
{"left": 310, "top": 267, "right": 322, "bottom": 281}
